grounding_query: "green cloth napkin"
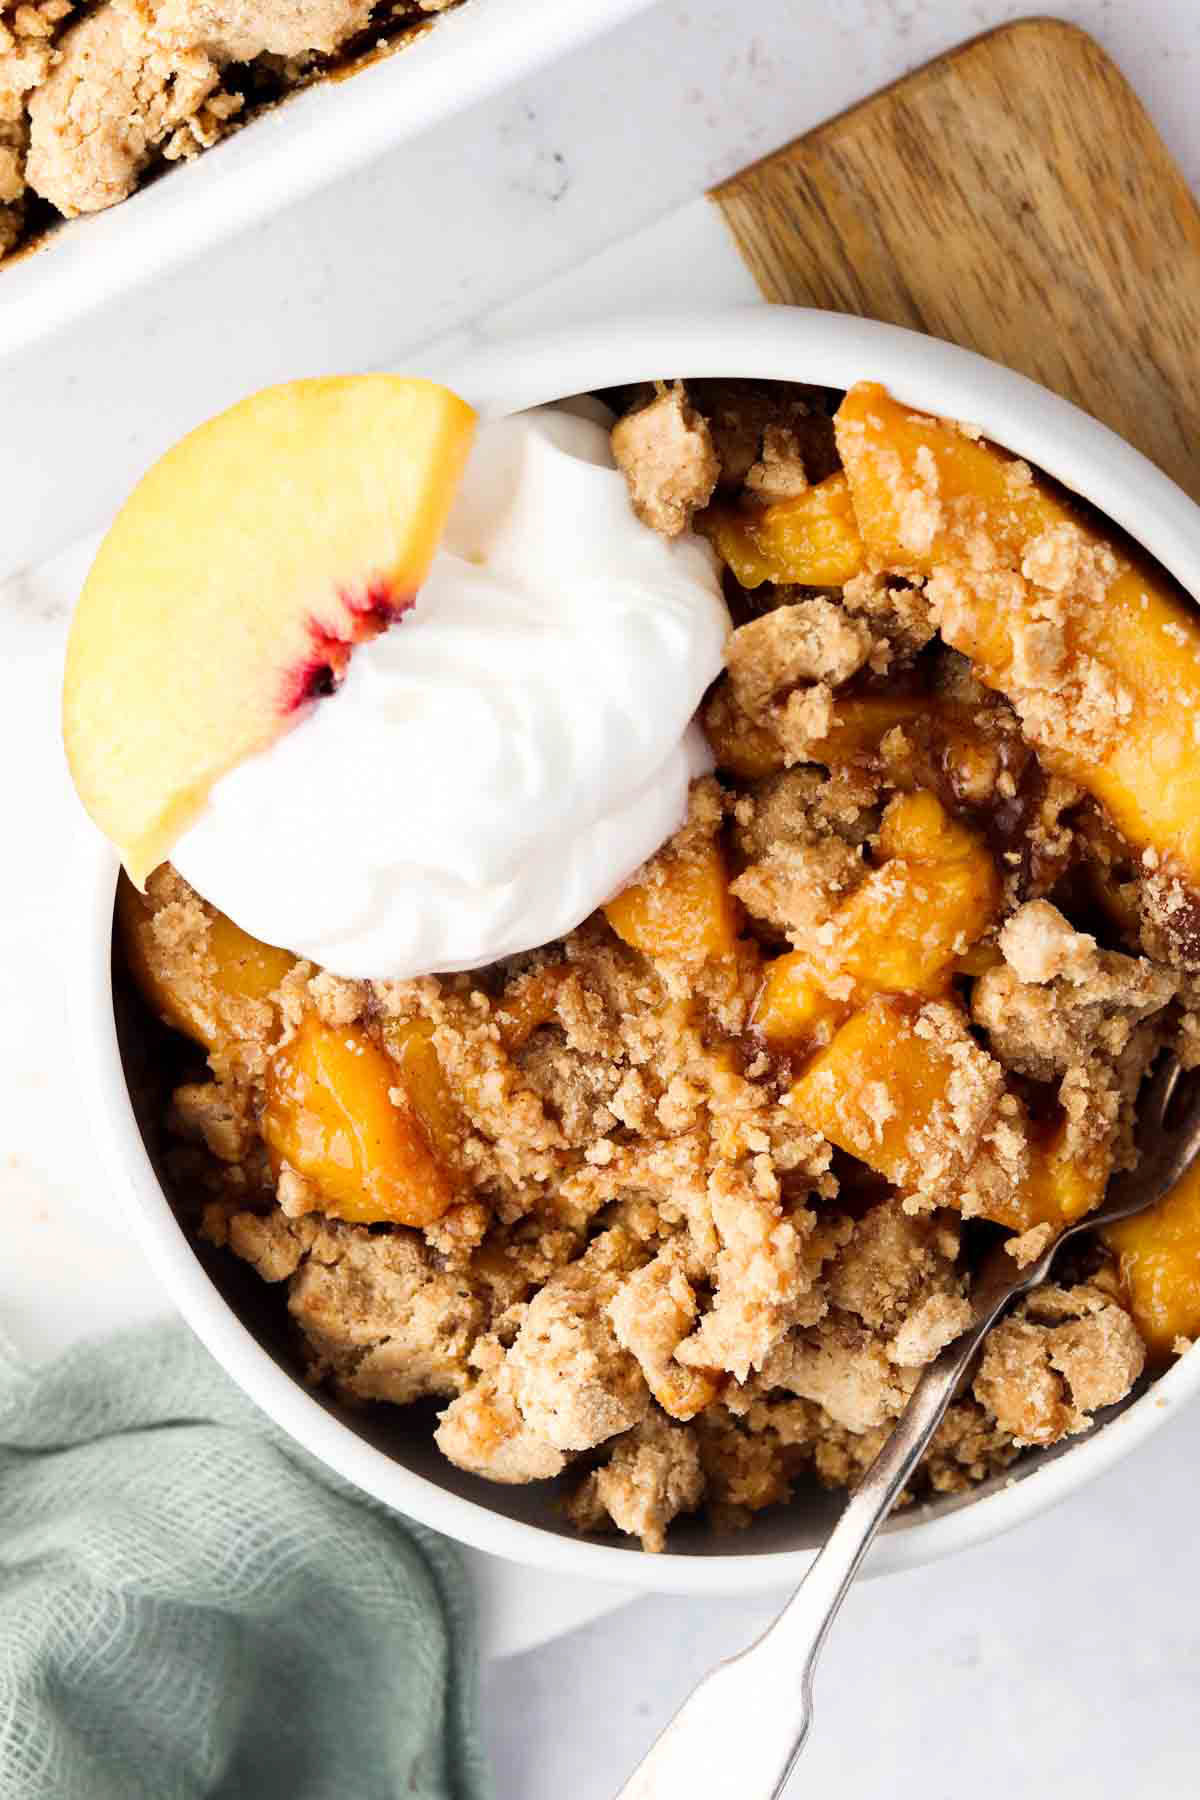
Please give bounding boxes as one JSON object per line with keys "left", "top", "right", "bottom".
{"left": 0, "top": 1321, "right": 492, "bottom": 1800}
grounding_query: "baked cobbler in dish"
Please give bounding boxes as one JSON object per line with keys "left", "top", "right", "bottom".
{"left": 0, "top": 0, "right": 464, "bottom": 261}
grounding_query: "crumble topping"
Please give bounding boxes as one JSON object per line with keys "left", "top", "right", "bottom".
{"left": 731, "top": 835, "right": 865, "bottom": 946}
{"left": 1, "top": 0, "right": 460, "bottom": 257}
{"left": 744, "top": 424, "right": 812, "bottom": 502}
{"left": 122, "top": 373, "right": 1199, "bottom": 1552}
{"left": 434, "top": 1349, "right": 568, "bottom": 1487}
{"left": 168, "top": 1078, "right": 255, "bottom": 1162}
{"left": 974, "top": 1283, "right": 1146, "bottom": 1446}
{"left": 607, "top": 1242, "right": 717, "bottom": 1421}
{"left": 725, "top": 599, "right": 874, "bottom": 715}
{"left": 505, "top": 1231, "right": 649, "bottom": 1453}
{"left": 841, "top": 570, "right": 937, "bottom": 664}
{"left": 889, "top": 1291, "right": 974, "bottom": 1368}
{"left": 827, "top": 1198, "right": 961, "bottom": 1329}
{"left": 566, "top": 1410, "right": 705, "bottom": 1554}
{"left": 687, "top": 378, "right": 841, "bottom": 493}
{"left": 609, "top": 382, "right": 720, "bottom": 538}
{"left": 973, "top": 902, "right": 1177, "bottom": 1082}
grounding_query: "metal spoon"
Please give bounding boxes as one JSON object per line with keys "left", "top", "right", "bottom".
{"left": 617, "top": 1050, "right": 1200, "bottom": 1800}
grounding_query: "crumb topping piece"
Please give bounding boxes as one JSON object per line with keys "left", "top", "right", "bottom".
{"left": 566, "top": 1411, "right": 704, "bottom": 1553}
{"left": 506, "top": 1232, "right": 650, "bottom": 1453}
{"left": 974, "top": 1284, "right": 1146, "bottom": 1445}
{"left": 610, "top": 381, "right": 719, "bottom": 537}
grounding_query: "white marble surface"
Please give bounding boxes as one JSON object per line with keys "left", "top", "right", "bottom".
{"left": 5, "top": 0, "right": 1200, "bottom": 1793}
{"left": 487, "top": 1399, "right": 1200, "bottom": 1799}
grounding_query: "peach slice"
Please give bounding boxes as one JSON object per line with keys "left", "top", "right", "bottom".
{"left": 64, "top": 378, "right": 476, "bottom": 884}
{"left": 835, "top": 381, "right": 1200, "bottom": 887}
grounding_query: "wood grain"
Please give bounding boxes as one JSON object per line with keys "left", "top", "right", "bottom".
{"left": 713, "top": 18, "right": 1200, "bottom": 502}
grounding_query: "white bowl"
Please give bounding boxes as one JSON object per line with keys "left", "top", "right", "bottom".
{"left": 71, "top": 306, "right": 1200, "bottom": 1595}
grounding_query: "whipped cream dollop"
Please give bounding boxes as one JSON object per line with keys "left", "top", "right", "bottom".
{"left": 173, "top": 407, "right": 729, "bottom": 979}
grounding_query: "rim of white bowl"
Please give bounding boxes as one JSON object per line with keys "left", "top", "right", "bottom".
{"left": 70, "top": 306, "right": 1200, "bottom": 1595}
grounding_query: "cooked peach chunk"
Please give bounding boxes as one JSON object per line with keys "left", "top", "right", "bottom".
{"left": 205, "top": 915, "right": 294, "bottom": 1005}
{"left": 705, "top": 689, "right": 964, "bottom": 785}
{"left": 954, "top": 941, "right": 1004, "bottom": 979}
{"left": 492, "top": 965, "right": 571, "bottom": 1051}
{"left": 1029, "top": 1134, "right": 1110, "bottom": 1229}
{"left": 788, "top": 987, "right": 1108, "bottom": 1235}
{"left": 752, "top": 955, "right": 847, "bottom": 1052}
{"left": 832, "top": 863, "right": 982, "bottom": 996}
{"left": 836, "top": 381, "right": 1200, "bottom": 887}
{"left": 753, "top": 794, "right": 998, "bottom": 1049}
{"left": 382, "top": 1018, "right": 464, "bottom": 1166}
{"left": 704, "top": 690, "right": 927, "bottom": 784}
{"left": 876, "top": 789, "right": 977, "bottom": 864}
{"left": 986, "top": 1123, "right": 1111, "bottom": 1236}
{"left": 710, "top": 687, "right": 1003, "bottom": 788}
{"left": 264, "top": 1014, "right": 455, "bottom": 1228}
{"left": 653, "top": 1365, "right": 724, "bottom": 1422}
{"left": 601, "top": 1356, "right": 710, "bottom": 1426}
{"left": 808, "top": 698, "right": 1009, "bottom": 810}
{"left": 752, "top": 863, "right": 973, "bottom": 1050}
{"left": 804, "top": 693, "right": 930, "bottom": 764}
{"left": 604, "top": 842, "right": 737, "bottom": 961}
{"left": 838, "top": 799, "right": 999, "bottom": 994}
{"left": 1104, "top": 1159, "right": 1200, "bottom": 1360}
{"left": 697, "top": 472, "right": 867, "bottom": 589}
{"left": 786, "top": 998, "right": 966, "bottom": 1185}
{"left": 118, "top": 872, "right": 295, "bottom": 1052}
{"left": 834, "top": 381, "right": 1067, "bottom": 573}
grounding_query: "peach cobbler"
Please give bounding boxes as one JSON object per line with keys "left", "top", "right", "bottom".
{"left": 0, "top": 0, "right": 463, "bottom": 262}
{"left": 82, "top": 375, "right": 1200, "bottom": 1551}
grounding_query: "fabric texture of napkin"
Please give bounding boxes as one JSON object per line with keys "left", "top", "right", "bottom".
{"left": 0, "top": 1320, "right": 491, "bottom": 1800}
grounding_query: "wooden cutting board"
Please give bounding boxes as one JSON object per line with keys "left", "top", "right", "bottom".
{"left": 712, "top": 17, "right": 1200, "bottom": 505}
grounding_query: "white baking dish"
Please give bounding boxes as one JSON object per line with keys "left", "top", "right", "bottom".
{"left": 0, "top": 0, "right": 655, "bottom": 359}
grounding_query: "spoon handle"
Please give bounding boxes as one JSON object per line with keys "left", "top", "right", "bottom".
{"left": 615, "top": 1269, "right": 1020, "bottom": 1800}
